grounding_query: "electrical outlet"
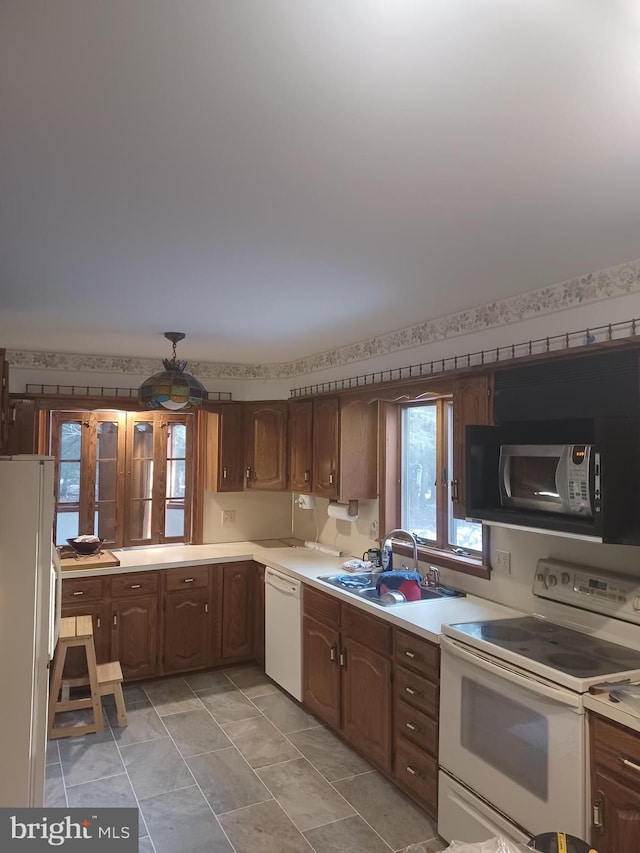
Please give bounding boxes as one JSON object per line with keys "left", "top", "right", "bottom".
{"left": 496, "top": 549, "right": 511, "bottom": 574}
{"left": 222, "top": 509, "right": 236, "bottom": 525}
{"left": 370, "top": 520, "right": 378, "bottom": 537}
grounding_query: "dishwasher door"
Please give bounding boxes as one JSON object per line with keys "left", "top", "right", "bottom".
{"left": 264, "top": 568, "right": 303, "bottom": 701}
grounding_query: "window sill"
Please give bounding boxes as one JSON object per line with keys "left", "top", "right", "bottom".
{"left": 390, "top": 541, "right": 491, "bottom": 580}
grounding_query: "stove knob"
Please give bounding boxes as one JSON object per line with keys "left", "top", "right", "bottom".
{"left": 633, "top": 596, "right": 640, "bottom": 611}
{"left": 536, "top": 572, "right": 545, "bottom": 582}
{"left": 561, "top": 572, "right": 571, "bottom": 585}
{"left": 546, "top": 574, "right": 558, "bottom": 587}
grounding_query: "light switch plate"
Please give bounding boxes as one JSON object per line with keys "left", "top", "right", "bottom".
{"left": 222, "top": 509, "right": 236, "bottom": 525}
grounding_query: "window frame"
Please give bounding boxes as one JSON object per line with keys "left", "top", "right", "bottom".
{"left": 379, "top": 399, "right": 490, "bottom": 579}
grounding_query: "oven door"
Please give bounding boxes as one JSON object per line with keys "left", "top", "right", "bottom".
{"left": 439, "top": 635, "right": 586, "bottom": 841}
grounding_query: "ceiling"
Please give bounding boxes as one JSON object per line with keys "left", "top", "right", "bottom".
{"left": 2, "top": 1, "right": 640, "bottom": 366}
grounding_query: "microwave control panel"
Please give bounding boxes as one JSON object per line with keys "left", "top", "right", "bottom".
{"left": 533, "top": 558, "right": 640, "bottom": 624}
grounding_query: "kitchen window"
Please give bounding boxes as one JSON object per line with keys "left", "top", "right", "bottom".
{"left": 50, "top": 410, "right": 194, "bottom": 548}
{"left": 381, "top": 397, "right": 488, "bottom": 576}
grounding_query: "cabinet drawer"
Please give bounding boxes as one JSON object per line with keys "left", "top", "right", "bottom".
{"left": 394, "top": 698, "right": 438, "bottom": 757}
{"left": 394, "top": 666, "right": 438, "bottom": 718}
{"left": 165, "top": 565, "right": 210, "bottom": 591}
{"left": 111, "top": 571, "right": 159, "bottom": 597}
{"left": 341, "top": 603, "right": 391, "bottom": 657}
{"left": 394, "top": 736, "right": 437, "bottom": 816}
{"left": 591, "top": 713, "right": 640, "bottom": 787}
{"left": 304, "top": 586, "right": 340, "bottom": 628}
{"left": 61, "top": 576, "right": 105, "bottom": 603}
{"left": 394, "top": 628, "right": 439, "bottom": 681}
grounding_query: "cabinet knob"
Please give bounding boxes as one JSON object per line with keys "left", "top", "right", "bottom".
{"left": 406, "top": 765, "right": 423, "bottom": 778}
{"left": 404, "top": 650, "right": 416, "bottom": 659}
{"left": 72, "top": 591, "right": 84, "bottom": 596}
{"left": 405, "top": 686, "right": 419, "bottom": 697}
{"left": 339, "top": 651, "right": 346, "bottom": 667}
{"left": 405, "top": 721, "right": 422, "bottom": 733}
{"left": 246, "top": 466, "right": 252, "bottom": 481}
{"left": 183, "top": 577, "right": 194, "bottom": 583}
{"left": 113, "top": 614, "right": 118, "bottom": 626}
{"left": 330, "top": 645, "right": 337, "bottom": 662}
{"left": 130, "top": 584, "right": 141, "bottom": 589}
{"left": 223, "top": 466, "right": 227, "bottom": 479}
{"left": 593, "top": 794, "right": 604, "bottom": 832}
{"left": 304, "top": 471, "right": 310, "bottom": 482}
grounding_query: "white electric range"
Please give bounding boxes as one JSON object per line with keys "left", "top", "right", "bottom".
{"left": 437, "top": 558, "right": 640, "bottom": 846}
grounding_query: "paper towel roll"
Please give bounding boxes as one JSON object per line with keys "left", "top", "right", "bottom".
{"left": 327, "top": 502, "right": 358, "bottom": 522}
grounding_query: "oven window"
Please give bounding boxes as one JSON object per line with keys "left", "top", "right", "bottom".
{"left": 461, "top": 677, "right": 549, "bottom": 800}
{"left": 509, "top": 456, "right": 559, "bottom": 503}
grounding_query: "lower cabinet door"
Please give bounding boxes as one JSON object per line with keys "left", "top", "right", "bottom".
{"left": 163, "top": 590, "right": 211, "bottom": 673}
{"left": 302, "top": 615, "right": 341, "bottom": 729}
{"left": 220, "top": 563, "right": 254, "bottom": 661}
{"left": 341, "top": 636, "right": 392, "bottom": 772}
{"left": 592, "top": 768, "right": 640, "bottom": 853}
{"left": 394, "top": 736, "right": 438, "bottom": 817}
{"left": 60, "top": 603, "right": 110, "bottom": 676}
{"left": 111, "top": 595, "right": 158, "bottom": 681}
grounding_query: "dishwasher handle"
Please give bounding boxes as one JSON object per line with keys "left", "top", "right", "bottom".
{"left": 265, "top": 569, "right": 301, "bottom": 598}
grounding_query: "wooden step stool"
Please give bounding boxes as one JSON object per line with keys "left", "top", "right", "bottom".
{"left": 59, "top": 660, "right": 128, "bottom": 729}
{"left": 48, "top": 615, "right": 104, "bottom": 739}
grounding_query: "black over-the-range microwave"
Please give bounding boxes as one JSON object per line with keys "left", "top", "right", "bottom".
{"left": 465, "top": 417, "right": 640, "bottom": 543}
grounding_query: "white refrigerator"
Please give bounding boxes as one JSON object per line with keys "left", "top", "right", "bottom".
{"left": 0, "top": 455, "right": 59, "bottom": 807}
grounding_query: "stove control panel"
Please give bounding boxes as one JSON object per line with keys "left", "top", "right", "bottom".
{"left": 534, "top": 558, "right": 640, "bottom": 625}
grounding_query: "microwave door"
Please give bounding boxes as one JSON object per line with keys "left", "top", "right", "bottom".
{"left": 500, "top": 445, "right": 565, "bottom": 514}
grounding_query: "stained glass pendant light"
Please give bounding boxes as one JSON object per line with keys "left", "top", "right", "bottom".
{"left": 138, "top": 332, "right": 207, "bottom": 410}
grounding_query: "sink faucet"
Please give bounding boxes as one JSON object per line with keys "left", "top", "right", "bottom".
{"left": 381, "top": 528, "right": 419, "bottom": 572}
{"left": 425, "top": 566, "right": 440, "bottom": 588}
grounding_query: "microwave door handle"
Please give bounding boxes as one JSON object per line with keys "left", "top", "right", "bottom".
{"left": 440, "top": 636, "right": 582, "bottom": 709}
{"left": 556, "top": 448, "right": 571, "bottom": 511}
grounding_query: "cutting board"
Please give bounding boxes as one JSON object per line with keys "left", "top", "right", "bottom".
{"left": 59, "top": 549, "right": 120, "bottom": 571}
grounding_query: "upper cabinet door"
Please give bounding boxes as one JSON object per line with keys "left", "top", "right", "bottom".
{"left": 313, "top": 397, "right": 340, "bottom": 499}
{"left": 451, "top": 373, "right": 493, "bottom": 520}
{"left": 205, "top": 404, "right": 245, "bottom": 492}
{"left": 245, "top": 402, "right": 288, "bottom": 490}
{"left": 313, "top": 397, "right": 378, "bottom": 502}
{"left": 289, "top": 400, "right": 314, "bottom": 493}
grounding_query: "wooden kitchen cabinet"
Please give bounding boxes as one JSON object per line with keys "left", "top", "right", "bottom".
{"left": 392, "top": 627, "right": 440, "bottom": 817}
{"left": 254, "top": 562, "right": 266, "bottom": 667}
{"left": 162, "top": 565, "right": 213, "bottom": 674}
{"left": 451, "top": 372, "right": 493, "bottom": 519}
{"left": 302, "top": 586, "right": 393, "bottom": 772}
{"left": 289, "top": 400, "right": 314, "bottom": 493}
{"left": 245, "top": 402, "right": 288, "bottom": 490}
{"left": 289, "top": 396, "right": 377, "bottom": 501}
{"left": 590, "top": 713, "right": 640, "bottom": 853}
{"left": 110, "top": 572, "right": 159, "bottom": 680}
{"left": 205, "top": 404, "right": 246, "bottom": 492}
{"left": 220, "top": 562, "right": 254, "bottom": 661}
{"left": 60, "top": 576, "right": 110, "bottom": 676}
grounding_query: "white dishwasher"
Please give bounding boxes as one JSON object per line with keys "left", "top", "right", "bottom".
{"left": 264, "top": 567, "right": 303, "bottom": 701}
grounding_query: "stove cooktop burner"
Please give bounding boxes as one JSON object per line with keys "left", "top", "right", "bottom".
{"left": 449, "top": 615, "right": 640, "bottom": 680}
{"left": 480, "top": 624, "right": 532, "bottom": 643}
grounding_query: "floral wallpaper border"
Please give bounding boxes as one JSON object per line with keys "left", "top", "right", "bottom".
{"left": 8, "top": 257, "right": 640, "bottom": 381}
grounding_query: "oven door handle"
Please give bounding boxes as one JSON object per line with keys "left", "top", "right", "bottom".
{"left": 440, "top": 635, "right": 583, "bottom": 710}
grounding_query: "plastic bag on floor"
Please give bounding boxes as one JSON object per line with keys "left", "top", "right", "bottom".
{"left": 442, "top": 838, "right": 532, "bottom": 853}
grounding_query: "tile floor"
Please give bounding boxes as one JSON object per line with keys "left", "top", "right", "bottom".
{"left": 45, "top": 665, "right": 448, "bottom": 853}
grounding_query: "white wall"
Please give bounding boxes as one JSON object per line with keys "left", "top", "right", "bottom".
{"left": 202, "top": 490, "right": 292, "bottom": 543}
{"left": 292, "top": 497, "right": 380, "bottom": 559}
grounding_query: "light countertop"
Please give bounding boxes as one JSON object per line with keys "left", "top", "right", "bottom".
{"left": 61, "top": 539, "right": 522, "bottom": 643}
{"left": 585, "top": 691, "right": 640, "bottom": 733}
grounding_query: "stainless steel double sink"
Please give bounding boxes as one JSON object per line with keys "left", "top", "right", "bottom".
{"left": 316, "top": 572, "right": 465, "bottom": 607}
